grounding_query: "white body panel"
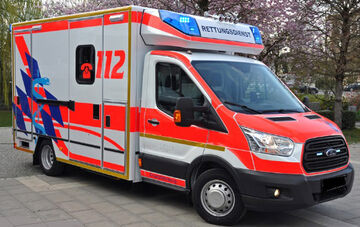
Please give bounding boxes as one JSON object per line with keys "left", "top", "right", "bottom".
{"left": 12, "top": 6, "right": 268, "bottom": 188}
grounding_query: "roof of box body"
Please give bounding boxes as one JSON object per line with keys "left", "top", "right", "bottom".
{"left": 12, "top": 5, "right": 264, "bottom": 55}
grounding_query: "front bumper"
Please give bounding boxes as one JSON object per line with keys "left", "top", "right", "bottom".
{"left": 235, "top": 164, "right": 354, "bottom": 212}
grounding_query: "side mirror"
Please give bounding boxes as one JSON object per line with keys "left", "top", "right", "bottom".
{"left": 174, "top": 97, "right": 194, "bottom": 127}
{"left": 173, "top": 97, "right": 209, "bottom": 127}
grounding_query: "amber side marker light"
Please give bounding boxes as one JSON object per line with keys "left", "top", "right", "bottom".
{"left": 138, "top": 158, "right": 142, "bottom": 167}
{"left": 174, "top": 110, "right": 181, "bottom": 123}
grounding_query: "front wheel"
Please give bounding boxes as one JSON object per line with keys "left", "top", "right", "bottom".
{"left": 192, "top": 168, "right": 246, "bottom": 225}
{"left": 39, "top": 140, "right": 64, "bottom": 176}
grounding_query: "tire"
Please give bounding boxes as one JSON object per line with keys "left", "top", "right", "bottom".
{"left": 192, "top": 168, "right": 246, "bottom": 226}
{"left": 39, "top": 140, "right": 64, "bottom": 176}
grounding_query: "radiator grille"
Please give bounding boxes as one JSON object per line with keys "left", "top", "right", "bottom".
{"left": 303, "top": 136, "right": 348, "bottom": 173}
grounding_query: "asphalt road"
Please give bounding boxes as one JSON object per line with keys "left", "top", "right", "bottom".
{"left": 1, "top": 127, "right": 360, "bottom": 226}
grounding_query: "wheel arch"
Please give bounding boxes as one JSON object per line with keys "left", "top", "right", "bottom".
{"left": 33, "top": 136, "right": 52, "bottom": 165}
{"left": 186, "top": 155, "right": 242, "bottom": 192}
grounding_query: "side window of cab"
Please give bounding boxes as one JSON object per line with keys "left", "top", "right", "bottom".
{"left": 155, "top": 62, "right": 227, "bottom": 133}
{"left": 156, "top": 63, "right": 205, "bottom": 115}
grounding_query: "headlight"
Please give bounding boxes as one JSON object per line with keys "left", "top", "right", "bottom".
{"left": 241, "top": 127, "right": 294, "bottom": 156}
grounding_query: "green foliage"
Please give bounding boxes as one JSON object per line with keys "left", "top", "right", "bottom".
{"left": 295, "top": 93, "right": 349, "bottom": 110}
{"left": 356, "top": 110, "right": 360, "bottom": 122}
{"left": 317, "top": 110, "right": 356, "bottom": 129}
{"left": 342, "top": 128, "right": 360, "bottom": 144}
{"left": 0, "top": 111, "right": 12, "bottom": 127}
{"left": 0, "top": 0, "right": 42, "bottom": 109}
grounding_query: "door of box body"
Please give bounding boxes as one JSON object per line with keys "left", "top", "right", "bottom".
{"left": 14, "top": 33, "right": 33, "bottom": 141}
{"left": 68, "top": 16, "right": 103, "bottom": 166}
{"left": 101, "top": 11, "right": 130, "bottom": 174}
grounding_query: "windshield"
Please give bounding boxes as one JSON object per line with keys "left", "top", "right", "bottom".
{"left": 192, "top": 61, "right": 307, "bottom": 114}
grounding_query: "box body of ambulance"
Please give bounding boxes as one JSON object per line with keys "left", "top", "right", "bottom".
{"left": 12, "top": 6, "right": 354, "bottom": 225}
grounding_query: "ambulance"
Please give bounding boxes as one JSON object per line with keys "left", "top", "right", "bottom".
{"left": 11, "top": 5, "right": 354, "bottom": 225}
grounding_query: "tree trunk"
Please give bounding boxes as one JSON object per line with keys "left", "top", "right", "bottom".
{"left": 334, "top": 76, "right": 343, "bottom": 129}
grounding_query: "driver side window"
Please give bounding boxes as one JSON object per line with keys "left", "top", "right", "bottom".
{"left": 156, "top": 63, "right": 204, "bottom": 116}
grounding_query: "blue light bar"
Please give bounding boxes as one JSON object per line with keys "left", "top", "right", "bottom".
{"left": 159, "top": 10, "right": 200, "bottom": 36}
{"left": 250, "top": 26, "right": 263, "bottom": 44}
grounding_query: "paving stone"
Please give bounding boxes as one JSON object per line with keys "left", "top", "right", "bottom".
{"left": 0, "top": 189, "right": 8, "bottom": 196}
{"left": 156, "top": 220, "right": 189, "bottom": 227}
{"left": 6, "top": 214, "right": 42, "bottom": 226}
{"left": 104, "top": 195, "right": 135, "bottom": 205}
{"left": 174, "top": 213, "right": 204, "bottom": 223}
{"left": 289, "top": 210, "right": 357, "bottom": 227}
{"left": 0, "top": 199, "right": 23, "bottom": 211}
{"left": 123, "top": 203, "right": 154, "bottom": 215}
{"left": 37, "top": 209, "right": 72, "bottom": 222}
{"left": 85, "top": 186, "right": 118, "bottom": 197}
{"left": 0, "top": 179, "right": 21, "bottom": 187}
{"left": 89, "top": 202, "right": 122, "bottom": 214}
{"left": 190, "top": 221, "right": 221, "bottom": 227}
{"left": 71, "top": 210, "right": 106, "bottom": 224}
{"left": 59, "top": 201, "right": 90, "bottom": 212}
{"left": 0, "top": 217, "right": 13, "bottom": 227}
{"left": 104, "top": 210, "right": 140, "bottom": 225}
{"left": 85, "top": 220, "right": 118, "bottom": 227}
{"left": 19, "top": 223, "right": 47, "bottom": 227}
{"left": 15, "top": 192, "right": 43, "bottom": 203}
{"left": 62, "top": 188, "right": 89, "bottom": 197}
{"left": 0, "top": 194, "right": 13, "bottom": 202}
{"left": 4, "top": 185, "right": 33, "bottom": 195}
{"left": 25, "top": 199, "right": 58, "bottom": 212}
{"left": 153, "top": 204, "right": 188, "bottom": 216}
{"left": 42, "top": 191, "right": 74, "bottom": 203}
{"left": 308, "top": 205, "right": 360, "bottom": 221}
{"left": 140, "top": 212, "right": 172, "bottom": 224}
{"left": 37, "top": 175, "right": 70, "bottom": 185}
{"left": 123, "top": 222, "right": 154, "bottom": 227}
{"left": 346, "top": 217, "right": 360, "bottom": 226}
{"left": 45, "top": 219, "right": 84, "bottom": 227}
{"left": 75, "top": 193, "right": 104, "bottom": 205}
{"left": 0, "top": 208, "right": 33, "bottom": 217}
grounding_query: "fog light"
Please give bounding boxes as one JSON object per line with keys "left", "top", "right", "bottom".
{"left": 274, "top": 189, "right": 280, "bottom": 198}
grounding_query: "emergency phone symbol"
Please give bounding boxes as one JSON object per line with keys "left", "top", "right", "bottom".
{"left": 81, "top": 63, "right": 93, "bottom": 79}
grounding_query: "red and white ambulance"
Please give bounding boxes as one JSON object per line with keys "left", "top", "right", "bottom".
{"left": 11, "top": 5, "right": 354, "bottom": 225}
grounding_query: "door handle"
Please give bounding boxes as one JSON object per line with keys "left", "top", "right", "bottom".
{"left": 147, "top": 119, "right": 160, "bottom": 126}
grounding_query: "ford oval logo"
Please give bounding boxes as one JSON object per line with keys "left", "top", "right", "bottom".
{"left": 326, "top": 148, "right": 337, "bottom": 157}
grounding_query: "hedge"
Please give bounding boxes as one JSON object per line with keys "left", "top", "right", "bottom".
{"left": 317, "top": 110, "right": 356, "bottom": 129}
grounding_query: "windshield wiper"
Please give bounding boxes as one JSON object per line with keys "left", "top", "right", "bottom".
{"left": 223, "top": 101, "right": 262, "bottom": 114}
{"left": 261, "top": 109, "right": 301, "bottom": 114}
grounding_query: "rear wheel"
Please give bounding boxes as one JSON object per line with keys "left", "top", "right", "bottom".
{"left": 192, "top": 168, "right": 246, "bottom": 225}
{"left": 39, "top": 140, "right": 64, "bottom": 176}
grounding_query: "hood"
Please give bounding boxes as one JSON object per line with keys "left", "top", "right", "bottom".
{"left": 235, "top": 112, "right": 343, "bottom": 143}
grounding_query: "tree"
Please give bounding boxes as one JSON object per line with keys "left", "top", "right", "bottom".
{"left": 0, "top": 0, "right": 42, "bottom": 108}
{"left": 45, "top": 0, "right": 307, "bottom": 68}
{"left": 296, "top": 0, "right": 360, "bottom": 128}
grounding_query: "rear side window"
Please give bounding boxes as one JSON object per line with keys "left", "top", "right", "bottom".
{"left": 76, "top": 45, "right": 95, "bottom": 84}
{"left": 156, "top": 63, "right": 204, "bottom": 115}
